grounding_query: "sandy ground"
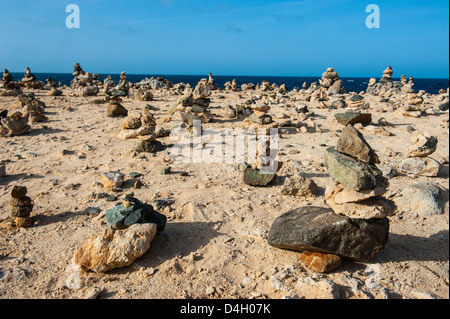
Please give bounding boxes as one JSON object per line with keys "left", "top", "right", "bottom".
{"left": 0, "top": 86, "right": 448, "bottom": 300}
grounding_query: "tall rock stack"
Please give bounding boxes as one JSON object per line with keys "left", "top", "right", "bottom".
{"left": 324, "top": 125, "right": 397, "bottom": 219}
{"left": 70, "top": 63, "right": 99, "bottom": 97}
{"left": 268, "top": 125, "right": 393, "bottom": 266}
{"left": 318, "top": 68, "right": 346, "bottom": 96}
{"left": 10, "top": 186, "right": 34, "bottom": 228}
{"left": 366, "top": 66, "right": 403, "bottom": 97}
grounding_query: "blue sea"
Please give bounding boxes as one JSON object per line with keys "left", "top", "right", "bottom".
{"left": 10, "top": 73, "right": 449, "bottom": 95}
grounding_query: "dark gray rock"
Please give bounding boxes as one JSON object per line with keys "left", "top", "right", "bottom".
{"left": 324, "top": 147, "right": 385, "bottom": 191}
{"left": 267, "top": 206, "right": 389, "bottom": 261}
{"left": 334, "top": 112, "right": 372, "bottom": 126}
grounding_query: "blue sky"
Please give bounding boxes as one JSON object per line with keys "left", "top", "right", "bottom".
{"left": 0, "top": 0, "right": 448, "bottom": 78}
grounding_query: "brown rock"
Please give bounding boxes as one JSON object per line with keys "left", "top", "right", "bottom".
{"left": 10, "top": 205, "right": 34, "bottom": 217}
{"left": 327, "top": 196, "right": 397, "bottom": 219}
{"left": 11, "top": 186, "right": 27, "bottom": 199}
{"left": 10, "top": 196, "right": 32, "bottom": 207}
{"left": 336, "top": 125, "right": 379, "bottom": 164}
{"left": 325, "top": 181, "right": 387, "bottom": 204}
{"left": 300, "top": 251, "right": 342, "bottom": 273}
{"left": 15, "top": 217, "right": 33, "bottom": 228}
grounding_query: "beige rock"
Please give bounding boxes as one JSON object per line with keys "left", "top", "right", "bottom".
{"left": 101, "top": 171, "right": 125, "bottom": 189}
{"left": 74, "top": 223, "right": 157, "bottom": 273}
{"left": 296, "top": 277, "right": 340, "bottom": 299}
{"left": 327, "top": 196, "right": 397, "bottom": 219}
{"left": 325, "top": 181, "right": 387, "bottom": 204}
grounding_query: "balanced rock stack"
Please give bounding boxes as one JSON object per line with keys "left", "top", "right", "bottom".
{"left": 380, "top": 66, "right": 394, "bottom": 83}
{"left": 0, "top": 111, "right": 31, "bottom": 137}
{"left": 15, "top": 93, "right": 48, "bottom": 123}
{"left": 118, "top": 105, "right": 166, "bottom": 141}
{"left": 70, "top": 63, "right": 99, "bottom": 97}
{"left": 106, "top": 96, "right": 128, "bottom": 118}
{"left": 347, "top": 94, "right": 368, "bottom": 109}
{"left": 105, "top": 192, "right": 167, "bottom": 232}
{"left": 402, "top": 91, "right": 425, "bottom": 118}
{"left": 111, "top": 71, "right": 131, "bottom": 97}
{"left": 324, "top": 125, "right": 397, "bottom": 219}
{"left": 10, "top": 186, "right": 34, "bottom": 228}
{"left": 169, "top": 79, "right": 213, "bottom": 128}
{"left": 249, "top": 102, "right": 273, "bottom": 125}
{"left": 399, "top": 132, "right": 442, "bottom": 177}
{"left": 44, "top": 78, "right": 63, "bottom": 96}
{"left": 318, "top": 68, "right": 346, "bottom": 96}
{"left": 366, "top": 66, "right": 403, "bottom": 97}
{"left": 401, "top": 77, "right": 415, "bottom": 93}
{"left": 0, "top": 69, "right": 23, "bottom": 97}
{"left": 268, "top": 125, "right": 392, "bottom": 269}
{"left": 18, "top": 67, "right": 42, "bottom": 89}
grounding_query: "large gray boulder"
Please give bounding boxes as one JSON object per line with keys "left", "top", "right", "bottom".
{"left": 267, "top": 206, "right": 389, "bottom": 261}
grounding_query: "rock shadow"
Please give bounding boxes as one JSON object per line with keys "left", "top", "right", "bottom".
{"left": 375, "top": 230, "right": 449, "bottom": 263}
{"left": 108, "top": 221, "right": 223, "bottom": 274}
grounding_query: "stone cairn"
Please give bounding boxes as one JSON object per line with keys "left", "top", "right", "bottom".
{"left": 366, "top": 66, "right": 403, "bottom": 97}
{"left": 0, "top": 69, "right": 23, "bottom": 97}
{"left": 168, "top": 78, "right": 212, "bottom": 130}
{"left": 43, "top": 78, "right": 63, "bottom": 96}
{"left": 70, "top": 63, "right": 100, "bottom": 97}
{"left": 73, "top": 192, "right": 167, "bottom": 273}
{"left": 118, "top": 105, "right": 167, "bottom": 142}
{"left": 15, "top": 93, "right": 48, "bottom": 123}
{"left": 318, "top": 67, "right": 346, "bottom": 97}
{"left": 0, "top": 111, "right": 31, "bottom": 137}
{"left": 106, "top": 96, "right": 128, "bottom": 118}
{"left": 324, "top": 124, "right": 397, "bottom": 220}
{"left": 267, "top": 125, "right": 393, "bottom": 273}
{"left": 111, "top": 71, "right": 131, "bottom": 97}
{"left": 18, "top": 67, "right": 43, "bottom": 89}
{"left": 9, "top": 186, "right": 34, "bottom": 228}
{"left": 399, "top": 132, "right": 442, "bottom": 177}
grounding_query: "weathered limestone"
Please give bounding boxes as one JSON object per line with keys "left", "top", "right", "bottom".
{"left": 74, "top": 223, "right": 158, "bottom": 273}
{"left": 0, "top": 111, "right": 31, "bottom": 137}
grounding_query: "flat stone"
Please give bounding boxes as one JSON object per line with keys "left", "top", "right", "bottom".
{"left": 325, "top": 181, "right": 387, "bottom": 204}
{"left": 399, "top": 157, "right": 442, "bottom": 177}
{"left": 336, "top": 125, "right": 379, "bottom": 164}
{"left": 334, "top": 113, "right": 372, "bottom": 126}
{"left": 300, "top": 251, "right": 342, "bottom": 273}
{"left": 267, "top": 206, "right": 389, "bottom": 261}
{"left": 327, "top": 196, "right": 397, "bottom": 219}
{"left": 324, "top": 147, "right": 385, "bottom": 191}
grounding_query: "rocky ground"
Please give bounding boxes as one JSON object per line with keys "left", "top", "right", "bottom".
{"left": 0, "top": 85, "right": 448, "bottom": 300}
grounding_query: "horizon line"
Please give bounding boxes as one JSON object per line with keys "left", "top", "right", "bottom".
{"left": 6, "top": 71, "right": 450, "bottom": 80}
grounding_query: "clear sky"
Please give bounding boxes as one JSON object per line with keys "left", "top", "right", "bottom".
{"left": 0, "top": 0, "right": 448, "bottom": 78}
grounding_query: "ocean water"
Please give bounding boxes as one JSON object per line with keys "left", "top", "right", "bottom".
{"left": 9, "top": 73, "right": 449, "bottom": 95}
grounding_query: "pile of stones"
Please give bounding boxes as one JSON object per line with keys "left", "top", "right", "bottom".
{"left": 268, "top": 125, "right": 394, "bottom": 272}
{"left": 9, "top": 186, "right": 34, "bottom": 228}
{"left": 18, "top": 67, "right": 43, "bottom": 89}
{"left": 366, "top": 66, "right": 403, "bottom": 97}
{"left": 0, "top": 69, "right": 23, "bottom": 97}
{"left": 0, "top": 111, "right": 31, "bottom": 137}
{"left": 70, "top": 63, "right": 100, "bottom": 97}
{"left": 324, "top": 125, "right": 397, "bottom": 219}
{"left": 15, "top": 93, "right": 48, "bottom": 123}
{"left": 118, "top": 105, "right": 167, "bottom": 141}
